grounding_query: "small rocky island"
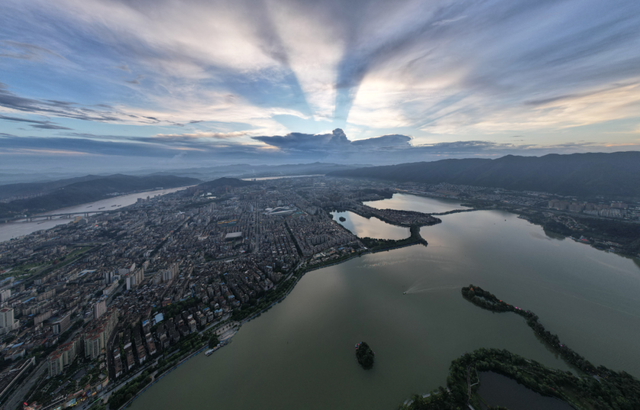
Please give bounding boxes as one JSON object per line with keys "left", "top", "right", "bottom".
{"left": 355, "top": 342, "right": 375, "bottom": 369}
{"left": 339, "top": 216, "right": 346, "bottom": 222}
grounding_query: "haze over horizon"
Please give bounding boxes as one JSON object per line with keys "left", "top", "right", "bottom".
{"left": 1, "top": 0, "right": 640, "bottom": 171}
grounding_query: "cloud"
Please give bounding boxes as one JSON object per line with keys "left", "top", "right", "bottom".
{"left": 351, "top": 134, "right": 412, "bottom": 148}
{"left": 253, "top": 129, "right": 351, "bottom": 151}
{"left": 1, "top": 0, "right": 639, "bottom": 164}
{"left": 153, "top": 131, "right": 249, "bottom": 141}
{"left": 0, "top": 40, "right": 65, "bottom": 61}
{"left": 30, "top": 124, "right": 73, "bottom": 130}
{"left": 125, "top": 74, "right": 145, "bottom": 85}
{"left": 0, "top": 114, "right": 73, "bottom": 130}
{"left": 3, "top": 131, "right": 639, "bottom": 172}
{"left": 0, "top": 85, "right": 134, "bottom": 123}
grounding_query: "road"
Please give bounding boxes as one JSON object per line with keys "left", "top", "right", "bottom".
{"left": 1, "top": 361, "right": 47, "bottom": 410}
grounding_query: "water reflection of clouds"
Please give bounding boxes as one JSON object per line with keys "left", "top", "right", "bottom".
{"left": 364, "top": 193, "right": 469, "bottom": 214}
{"left": 331, "top": 211, "right": 408, "bottom": 240}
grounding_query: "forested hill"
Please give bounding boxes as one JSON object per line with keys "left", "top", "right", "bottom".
{"left": 197, "top": 177, "right": 255, "bottom": 191}
{"left": 0, "top": 175, "right": 104, "bottom": 201}
{"left": 329, "top": 152, "right": 640, "bottom": 198}
{"left": 0, "top": 174, "right": 199, "bottom": 219}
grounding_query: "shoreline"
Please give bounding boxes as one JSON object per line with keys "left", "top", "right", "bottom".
{"left": 105, "top": 198, "right": 639, "bottom": 410}
{"left": 115, "top": 211, "right": 435, "bottom": 408}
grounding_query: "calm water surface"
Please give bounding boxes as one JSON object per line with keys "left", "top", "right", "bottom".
{"left": 331, "top": 211, "right": 409, "bottom": 240}
{"left": 477, "top": 372, "right": 573, "bottom": 410}
{"left": 130, "top": 195, "right": 640, "bottom": 410}
{"left": 364, "top": 193, "right": 470, "bottom": 214}
{"left": 0, "top": 187, "right": 189, "bottom": 243}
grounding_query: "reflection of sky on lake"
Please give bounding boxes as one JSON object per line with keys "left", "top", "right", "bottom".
{"left": 331, "top": 211, "right": 408, "bottom": 240}
{"left": 365, "top": 193, "right": 469, "bottom": 214}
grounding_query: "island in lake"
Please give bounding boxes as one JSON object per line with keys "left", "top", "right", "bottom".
{"left": 356, "top": 342, "right": 375, "bottom": 369}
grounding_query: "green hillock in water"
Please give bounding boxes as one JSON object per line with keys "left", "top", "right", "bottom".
{"left": 356, "top": 342, "right": 375, "bottom": 369}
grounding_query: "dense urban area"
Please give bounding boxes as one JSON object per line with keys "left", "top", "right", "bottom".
{"left": 0, "top": 175, "right": 639, "bottom": 410}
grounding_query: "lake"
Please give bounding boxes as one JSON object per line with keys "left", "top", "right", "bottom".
{"left": 0, "top": 187, "right": 189, "bottom": 243}
{"left": 129, "top": 194, "right": 640, "bottom": 410}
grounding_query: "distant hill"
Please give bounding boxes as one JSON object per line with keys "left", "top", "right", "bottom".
{"left": 131, "top": 162, "right": 367, "bottom": 181}
{"left": 329, "top": 152, "right": 640, "bottom": 198}
{"left": 0, "top": 175, "right": 104, "bottom": 201}
{"left": 197, "top": 177, "right": 255, "bottom": 191}
{"left": 0, "top": 174, "right": 199, "bottom": 219}
{"left": 235, "top": 162, "right": 365, "bottom": 179}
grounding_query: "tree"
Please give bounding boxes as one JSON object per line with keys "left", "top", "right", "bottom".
{"left": 208, "top": 334, "right": 220, "bottom": 349}
{"left": 356, "top": 342, "right": 375, "bottom": 369}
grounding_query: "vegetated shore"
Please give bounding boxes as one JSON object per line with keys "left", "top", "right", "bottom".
{"left": 399, "top": 285, "right": 640, "bottom": 410}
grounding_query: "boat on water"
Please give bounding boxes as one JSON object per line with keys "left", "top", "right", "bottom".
{"left": 205, "top": 349, "right": 215, "bottom": 356}
{"left": 98, "top": 207, "right": 105, "bottom": 210}
{"left": 403, "top": 292, "right": 407, "bottom": 295}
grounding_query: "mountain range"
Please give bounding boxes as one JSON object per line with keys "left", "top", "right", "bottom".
{"left": 329, "top": 152, "right": 640, "bottom": 199}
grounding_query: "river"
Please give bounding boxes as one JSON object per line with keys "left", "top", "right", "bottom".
{"left": 0, "top": 187, "right": 189, "bottom": 243}
{"left": 129, "top": 194, "right": 640, "bottom": 410}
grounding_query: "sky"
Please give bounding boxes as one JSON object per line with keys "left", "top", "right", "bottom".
{"left": 1, "top": 0, "right": 640, "bottom": 171}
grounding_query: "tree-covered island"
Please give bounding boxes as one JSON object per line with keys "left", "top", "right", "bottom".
{"left": 356, "top": 342, "right": 375, "bottom": 369}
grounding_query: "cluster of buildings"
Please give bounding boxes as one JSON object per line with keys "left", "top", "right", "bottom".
{"left": 548, "top": 199, "right": 636, "bottom": 219}
{"left": 0, "top": 176, "right": 405, "bottom": 407}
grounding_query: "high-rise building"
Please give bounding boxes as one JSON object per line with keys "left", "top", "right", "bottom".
{"left": 48, "top": 336, "right": 80, "bottom": 377}
{"left": 0, "top": 289, "right": 11, "bottom": 304}
{"left": 94, "top": 299, "right": 107, "bottom": 320}
{"left": 162, "top": 262, "right": 180, "bottom": 283}
{"left": 52, "top": 313, "right": 71, "bottom": 335}
{"left": 125, "top": 269, "right": 145, "bottom": 290}
{"left": 0, "top": 308, "right": 17, "bottom": 335}
{"left": 104, "top": 270, "right": 113, "bottom": 284}
{"left": 84, "top": 308, "right": 119, "bottom": 360}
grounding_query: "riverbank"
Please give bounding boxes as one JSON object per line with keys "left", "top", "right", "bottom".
{"left": 96, "top": 324, "right": 235, "bottom": 410}
{"left": 112, "top": 224, "right": 433, "bottom": 409}
{"left": 0, "top": 186, "right": 191, "bottom": 243}
{"left": 114, "top": 339, "right": 233, "bottom": 410}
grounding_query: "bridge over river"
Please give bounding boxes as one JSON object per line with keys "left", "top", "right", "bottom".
{"left": 1, "top": 209, "right": 113, "bottom": 223}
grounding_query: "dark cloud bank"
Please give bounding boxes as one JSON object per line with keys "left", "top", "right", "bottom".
{"left": 252, "top": 129, "right": 412, "bottom": 153}
{"left": 2, "top": 128, "right": 635, "bottom": 172}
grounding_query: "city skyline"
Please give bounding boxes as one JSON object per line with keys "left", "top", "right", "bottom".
{"left": 1, "top": 0, "right": 640, "bottom": 170}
